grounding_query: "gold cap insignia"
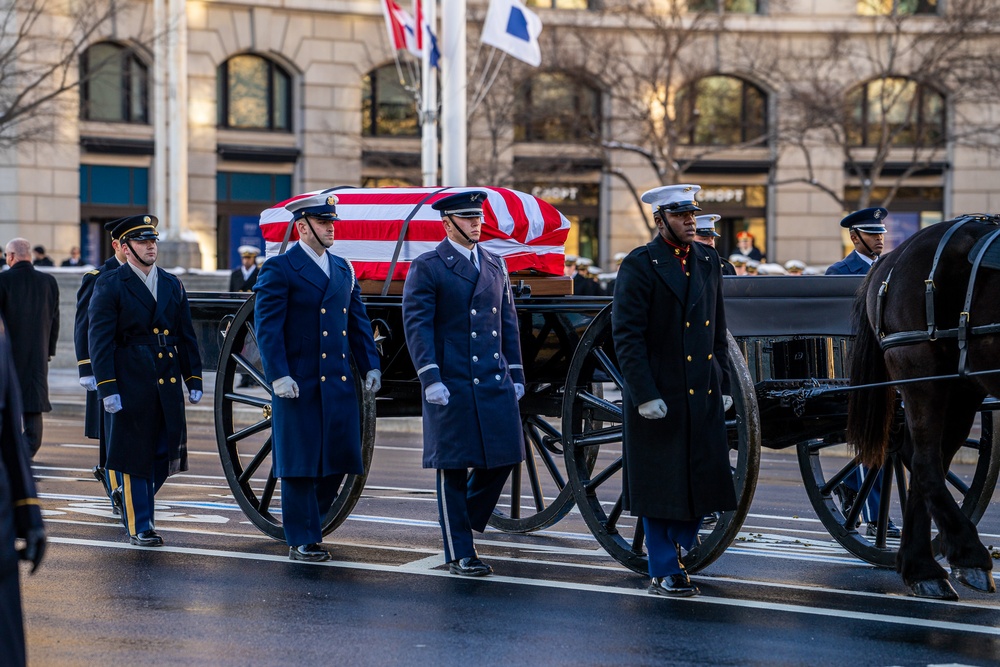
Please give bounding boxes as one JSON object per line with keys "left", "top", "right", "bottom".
{"left": 143, "top": 216, "right": 151, "bottom": 223}
{"left": 326, "top": 195, "right": 339, "bottom": 206}
{"left": 684, "top": 186, "right": 693, "bottom": 192}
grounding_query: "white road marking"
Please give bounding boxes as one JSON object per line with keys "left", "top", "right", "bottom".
{"left": 46, "top": 536, "right": 1000, "bottom": 637}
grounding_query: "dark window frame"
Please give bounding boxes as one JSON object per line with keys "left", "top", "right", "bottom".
{"left": 688, "top": 0, "right": 763, "bottom": 14}
{"left": 217, "top": 54, "right": 293, "bottom": 132}
{"left": 79, "top": 42, "right": 149, "bottom": 124}
{"left": 514, "top": 72, "right": 602, "bottom": 143}
{"left": 846, "top": 77, "right": 946, "bottom": 148}
{"left": 525, "top": 0, "right": 601, "bottom": 9}
{"left": 856, "top": 0, "right": 939, "bottom": 16}
{"left": 676, "top": 75, "right": 769, "bottom": 146}
{"left": 361, "top": 64, "right": 420, "bottom": 138}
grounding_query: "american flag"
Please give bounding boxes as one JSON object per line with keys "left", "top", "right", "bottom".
{"left": 259, "top": 187, "right": 571, "bottom": 280}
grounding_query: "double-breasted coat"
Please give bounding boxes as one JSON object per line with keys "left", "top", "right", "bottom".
{"left": 0, "top": 262, "right": 59, "bottom": 413}
{"left": 254, "top": 244, "right": 380, "bottom": 478}
{"left": 88, "top": 263, "right": 202, "bottom": 477}
{"left": 612, "top": 237, "right": 738, "bottom": 521}
{"left": 402, "top": 241, "right": 525, "bottom": 470}
{"left": 0, "top": 315, "right": 44, "bottom": 667}
{"left": 75, "top": 257, "right": 119, "bottom": 442}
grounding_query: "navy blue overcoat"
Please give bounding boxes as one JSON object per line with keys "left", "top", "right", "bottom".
{"left": 75, "top": 257, "right": 119, "bottom": 442}
{"left": 825, "top": 250, "right": 871, "bottom": 275}
{"left": 402, "top": 241, "right": 525, "bottom": 470}
{"left": 254, "top": 244, "right": 380, "bottom": 478}
{"left": 88, "top": 263, "right": 202, "bottom": 477}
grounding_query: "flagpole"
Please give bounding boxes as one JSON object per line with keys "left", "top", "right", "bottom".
{"left": 420, "top": 0, "right": 438, "bottom": 186}
{"left": 441, "top": 0, "right": 467, "bottom": 186}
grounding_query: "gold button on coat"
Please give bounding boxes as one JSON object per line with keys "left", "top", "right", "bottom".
{"left": 323, "top": 331, "right": 328, "bottom": 336}
{"left": 153, "top": 328, "right": 159, "bottom": 334}
{"left": 686, "top": 355, "right": 692, "bottom": 362}
{"left": 321, "top": 308, "right": 326, "bottom": 314}
{"left": 158, "top": 353, "right": 163, "bottom": 359}
{"left": 158, "top": 379, "right": 164, "bottom": 385}
{"left": 705, "top": 320, "right": 710, "bottom": 326}
{"left": 321, "top": 376, "right": 326, "bottom": 382}
{"left": 170, "top": 377, "right": 177, "bottom": 383}
{"left": 341, "top": 376, "right": 347, "bottom": 381}
{"left": 163, "top": 329, "right": 169, "bottom": 335}
{"left": 689, "top": 389, "right": 694, "bottom": 395}
{"left": 343, "top": 308, "right": 347, "bottom": 314}
{"left": 342, "top": 331, "right": 347, "bottom": 336}
{"left": 685, "top": 322, "right": 690, "bottom": 327}
{"left": 708, "top": 354, "right": 713, "bottom": 360}
{"left": 322, "top": 353, "right": 327, "bottom": 359}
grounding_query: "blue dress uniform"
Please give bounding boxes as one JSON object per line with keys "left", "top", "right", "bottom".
{"left": 253, "top": 196, "right": 380, "bottom": 554}
{"left": 0, "top": 315, "right": 45, "bottom": 667}
{"left": 402, "top": 191, "right": 526, "bottom": 571}
{"left": 75, "top": 254, "right": 122, "bottom": 505}
{"left": 88, "top": 216, "right": 203, "bottom": 544}
{"left": 826, "top": 208, "right": 894, "bottom": 534}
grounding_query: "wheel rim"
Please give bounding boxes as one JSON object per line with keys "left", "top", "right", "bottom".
{"left": 796, "top": 409, "right": 999, "bottom": 567}
{"left": 214, "top": 294, "right": 375, "bottom": 540}
{"left": 563, "top": 305, "right": 761, "bottom": 574}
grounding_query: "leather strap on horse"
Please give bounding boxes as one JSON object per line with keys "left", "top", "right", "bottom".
{"left": 957, "top": 226, "right": 1000, "bottom": 375}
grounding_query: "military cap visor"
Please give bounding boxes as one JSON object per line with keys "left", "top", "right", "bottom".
{"left": 287, "top": 194, "right": 340, "bottom": 221}
{"left": 431, "top": 191, "right": 489, "bottom": 218}
{"left": 695, "top": 228, "right": 721, "bottom": 237}
{"left": 841, "top": 207, "right": 888, "bottom": 234}
{"left": 104, "top": 214, "right": 159, "bottom": 240}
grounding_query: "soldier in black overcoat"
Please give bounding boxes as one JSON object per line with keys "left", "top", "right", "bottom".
{"left": 0, "top": 313, "right": 46, "bottom": 667}
{"left": 612, "top": 184, "right": 737, "bottom": 597}
{"left": 0, "top": 239, "right": 59, "bottom": 457}
{"left": 229, "top": 245, "right": 261, "bottom": 292}
{"left": 75, "top": 223, "right": 127, "bottom": 510}
{"left": 402, "top": 191, "right": 526, "bottom": 577}
{"left": 88, "top": 216, "right": 203, "bottom": 547}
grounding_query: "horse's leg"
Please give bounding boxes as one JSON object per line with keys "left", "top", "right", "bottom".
{"left": 907, "top": 383, "right": 995, "bottom": 594}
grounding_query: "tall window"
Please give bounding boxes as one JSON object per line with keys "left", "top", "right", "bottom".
{"left": 362, "top": 65, "right": 419, "bottom": 137}
{"left": 218, "top": 55, "right": 292, "bottom": 131}
{"left": 846, "top": 78, "right": 945, "bottom": 147}
{"left": 857, "top": 0, "right": 938, "bottom": 15}
{"left": 514, "top": 73, "right": 601, "bottom": 142}
{"left": 526, "top": 0, "right": 594, "bottom": 8}
{"left": 689, "top": 0, "right": 762, "bottom": 12}
{"left": 80, "top": 42, "right": 148, "bottom": 123}
{"left": 675, "top": 75, "right": 767, "bottom": 145}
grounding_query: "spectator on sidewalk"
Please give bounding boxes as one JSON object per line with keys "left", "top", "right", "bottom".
{"left": 61, "top": 246, "right": 84, "bottom": 267}
{"left": 31, "top": 245, "right": 53, "bottom": 267}
{"left": 0, "top": 239, "right": 60, "bottom": 457}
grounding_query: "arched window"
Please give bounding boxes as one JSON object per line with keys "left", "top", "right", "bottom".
{"left": 846, "top": 77, "right": 945, "bottom": 147}
{"left": 217, "top": 55, "right": 292, "bottom": 131}
{"left": 361, "top": 65, "right": 419, "bottom": 137}
{"left": 514, "top": 73, "right": 601, "bottom": 143}
{"left": 675, "top": 75, "right": 767, "bottom": 146}
{"left": 80, "top": 42, "right": 148, "bottom": 123}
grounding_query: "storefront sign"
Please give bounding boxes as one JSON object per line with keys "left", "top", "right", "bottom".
{"left": 700, "top": 187, "right": 745, "bottom": 204}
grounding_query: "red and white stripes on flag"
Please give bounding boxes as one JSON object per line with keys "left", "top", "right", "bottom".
{"left": 258, "top": 187, "right": 571, "bottom": 280}
{"left": 382, "top": 0, "right": 419, "bottom": 58}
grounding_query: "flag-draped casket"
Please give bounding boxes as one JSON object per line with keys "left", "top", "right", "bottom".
{"left": 259, "top": 187, "right": 570, "bottom": 280}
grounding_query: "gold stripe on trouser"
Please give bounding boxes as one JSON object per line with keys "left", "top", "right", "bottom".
{"left": 121, "top": 473, "right": 137, "bottom": 536}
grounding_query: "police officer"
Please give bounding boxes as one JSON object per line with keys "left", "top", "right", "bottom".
{"left": 254, "top": 194, "right": 381, "bottom": 562}
{"left": 825, "top": 207, "right": 898, "bottom": 537}
{"left": 402, "top": 191, "right": 526, "bottom": 576}
{"left": 88, "top": 215, "right": 203, "bottom": 547}
{"left": 229, "top": 245, "right": 261, "bottom": 292}
{"left": 0, "top": 314, "right": 45, "bottom": 667}
{"left": 613, "top": 184, "right": 737, "bottom": 597}
{"left": 75, "top": 220, "right": 128, "bottom": 511}
{"left": 695, "top": 214, "right": 736, "bottom": 276}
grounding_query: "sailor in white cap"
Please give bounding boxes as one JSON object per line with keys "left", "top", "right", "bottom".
{"left": 728, "top": 254, "right": 749, "bottom": 276}
{"left": 230, "top": 245, "right": 261, "bottom": 293}
{"left": 694, "top": 214, "right": 735, "bottom": 275}
{"left": 784, "top": 259, "right": 807, "bottom": 275}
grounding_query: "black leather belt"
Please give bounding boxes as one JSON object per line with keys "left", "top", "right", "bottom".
{"left": 119, "top": 334, "right": 178, "bottom": 347}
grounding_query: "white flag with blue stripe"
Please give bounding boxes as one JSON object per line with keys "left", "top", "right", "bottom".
{"left": 481, "top": 0, "right": 543, "bottom": 67}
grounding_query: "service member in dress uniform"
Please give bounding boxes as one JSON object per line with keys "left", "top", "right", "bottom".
{"left": 254, "top": 194, "right": 381, "bottom": 562}
{"left": 75, "top": 220, "right": 128, "bottom": 511}
{"left": 88, "top": 215, "right": 203, "bottom": 547}
{"left": 0, "top": 314, "right": 46, "bottom": 667}
{"left": 229, "top": 245, "right": 261, "bottom": 292}
{"left": 402, "top": 191, "right": 526, "bottom": 577}
{"left": 825, "top": 207, "right": 899, "bottom": 537}
{"left": 613, "top": 184, "right": 737, "bottom": 597}
{"left": 695, "top": 214, "right": 736, "bottom": 276}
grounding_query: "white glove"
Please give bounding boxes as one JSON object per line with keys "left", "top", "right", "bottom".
{"left": 514, "top": 383, "right": 525, "bottom": 401}
{"left": 365, "top": 369, "right": 382, "bottom": 393}
{"left": 425, "top": 382, "right": 450, "bottom": 406}
{"left": 79, "top": 376, "right": 97, "bottom": 392}
{"left": 189, "top": 389, "right": 203, "bottom": 404}
{"left": 723, "top": 395, "right": 733, "bottom": 412}
{"left": 272, "top": 376, "right": 299, "bottom": 399}
{"left": 103, "top": 394, "right": 122, "bottom": 414}
{"left": 638, "top": 399, "right": 667, "bottom": 420}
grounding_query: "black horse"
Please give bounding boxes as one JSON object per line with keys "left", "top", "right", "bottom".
{"left": 848, "top": 215, "right": 1000, "bottom": 600}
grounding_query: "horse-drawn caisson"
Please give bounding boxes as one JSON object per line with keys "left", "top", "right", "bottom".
{"left": 187, "top": 190, "right": 1000, "bottom": 600}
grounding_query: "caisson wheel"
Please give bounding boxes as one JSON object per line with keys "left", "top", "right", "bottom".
{"left": 213, "top": 294, "right": 375, "bottom": 540}
{"left": 797, "top": 406, "right": 999, "bottom": 567}
{"left": 562, "top": 305, "right": 761, "bottom": 574}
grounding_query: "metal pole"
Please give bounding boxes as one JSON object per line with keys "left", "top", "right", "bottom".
{"left": 167, "top": 0, "right": 188, "bottom": 240}
{"left": 420, "top": 0, "right": 438, "bottom": 186}
{"left": 153, "top": 0, "right": 166, "bottom": 222}
{"left": 440, "top": 0, "right": 466, "bottom": 186}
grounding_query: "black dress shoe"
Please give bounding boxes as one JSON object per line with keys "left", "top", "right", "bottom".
{"left": 866, "top": 519, "right": 902, "bottom": 539}
{"left": 448, "top": 556, "right": 493, "bottom": 577}
{"left": 111, "top": 487, "right": 124, "bottom": 518}
{"left": 289, "top": 543, "right": 332, "bottom": 562}
{"left": 649, "top": 573, "right": 699, "bottom": 597}
{"left": 130, "top": 530, "right": 164, "bottom": 547}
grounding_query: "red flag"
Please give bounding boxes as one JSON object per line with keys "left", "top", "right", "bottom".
{"left": 258, "top": 187, "right": 571, "bottom": 280}
{"left": 413, "top": 0, "right": 423, "bottom": 50}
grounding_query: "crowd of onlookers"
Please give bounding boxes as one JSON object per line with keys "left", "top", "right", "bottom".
{"left": 0, "top": 243, "right": 87, "bottom": 270}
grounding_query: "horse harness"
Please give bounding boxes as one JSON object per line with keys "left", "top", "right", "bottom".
{"left": 875, "top": 214, "right": 1000, "bottom": 377}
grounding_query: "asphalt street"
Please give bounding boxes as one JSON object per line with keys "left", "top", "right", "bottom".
{"left": 16, "top": 383, "right": 1000, "bottom": 666}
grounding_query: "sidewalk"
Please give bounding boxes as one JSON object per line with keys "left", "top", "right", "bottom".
{"left": 47, "top": 368, "right": 421, "bottom": 433}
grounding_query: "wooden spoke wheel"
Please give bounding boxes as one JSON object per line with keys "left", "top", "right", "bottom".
{"left": 797, "top": 407, "right": 1000, "bottom": 567}
{"left": 562, "top": 305, "right": 761, "bottom": 574}
{"left": 213, "top": 294, "right": 376, "bottom": 540}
